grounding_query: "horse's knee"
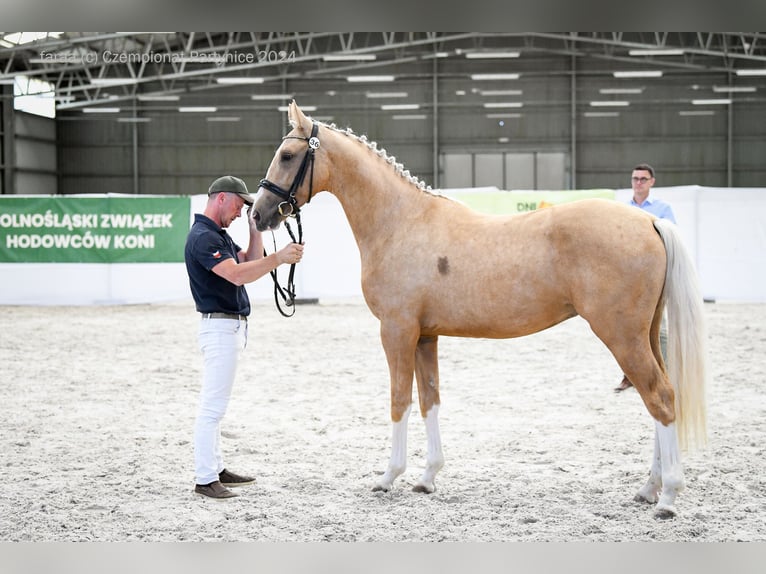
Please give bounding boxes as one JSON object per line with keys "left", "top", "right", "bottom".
{"left": 415, "top": 336, "right": 440, "bottom": 417}
{"left": 416, "top": 382, "right": 439, "bottom": 417}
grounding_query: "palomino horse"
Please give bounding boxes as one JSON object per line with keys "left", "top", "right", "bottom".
{"left": 253, "top": 101, "right": 709, "bottom": 518}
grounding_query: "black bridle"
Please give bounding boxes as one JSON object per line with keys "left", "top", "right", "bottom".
{"left": 258, "top": 122, "right": 320, "bottom": 317}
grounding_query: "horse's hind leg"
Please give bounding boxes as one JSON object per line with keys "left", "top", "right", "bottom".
{"left": 636, "top": 421, "right": 684, "bottom": 519}
{"left": 635, "top": 427, "right": 662, "bottom": 504}
{"left": 595, "top": 311, "right": 684, "bottom": 517}
{"left": 413, "top": 335, "right": 444, "bottom": 493}
{"left": 631, "top": 308, "right": 684, "bottom": 517}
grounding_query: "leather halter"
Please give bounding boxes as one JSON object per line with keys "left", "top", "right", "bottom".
{"left": 258, "top": 122, "right": 320, "bottom": 215}
{"left": 258, "top": 122, "right": 320, "bottom": 317}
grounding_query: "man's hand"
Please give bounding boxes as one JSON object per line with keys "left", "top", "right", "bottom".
{"left": 246, "top": 204, "right": 258, "bottom": 229}
{"left": 276, "top": 242, "right": 304, "bottom": 265}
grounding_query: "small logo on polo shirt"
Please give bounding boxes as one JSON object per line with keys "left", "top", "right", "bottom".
{"left": 212, "top": 250, "right": 222, "bottom": 259}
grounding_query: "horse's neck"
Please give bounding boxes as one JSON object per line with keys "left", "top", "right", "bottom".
{"left": 326, "top": 139, "right": 426, "bottom": 248}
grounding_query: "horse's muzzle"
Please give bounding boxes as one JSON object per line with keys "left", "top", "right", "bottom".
{"left": 252, "top": 206, "right": 281, "bottom": 232}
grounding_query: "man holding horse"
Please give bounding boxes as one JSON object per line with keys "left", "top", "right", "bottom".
{"left": 185, "top": 175, "right": 304, "bottom": 499}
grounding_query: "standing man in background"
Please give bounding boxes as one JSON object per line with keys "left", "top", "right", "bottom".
{"left": 184, "top": 175, "right": 304, "bottom": 499}
{"left": 628, "top": 163, "right": 676, "bottom": 223}
{"left": 615, "top": 163, "right": 676, "bottom": 392}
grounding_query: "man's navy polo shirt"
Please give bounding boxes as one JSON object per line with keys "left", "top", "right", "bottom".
{"left": 184, "top": 213, "right": 250, "bottom": 316}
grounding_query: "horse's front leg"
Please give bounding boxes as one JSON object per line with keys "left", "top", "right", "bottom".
{"left": 413, "top": 335, "right": 444, "bottom": 493}
{"left": 372, "top": 320, "right": 419, "bottom": 492}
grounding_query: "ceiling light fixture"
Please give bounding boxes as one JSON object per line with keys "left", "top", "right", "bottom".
{"left": 735, "top": 69, "right": 766, "bottom": 76}
{"left": 628, "top": 49, "right": 684, "bottom": 56}
{"left": 251, "top": 94, "right": 294, "bottom": 100}
{"left": 381, "top": 104, "right": 419, "bottom": 110}
{"left": 346, "top": 75, "right": 395, "bottom": 82}
{"left": 480, "top": 89, "right": 523, "bottom": 96}
{"left": 599, "top": 88, "right": 644, "bottom": 94}
{"left": 483, "top": 102, "right": 523, "bottom": 108}
{"left": 613, "top": 71, "right": 663, "bottom": 78}
{"left": 465, "top": 51, "right": 520, "bottom": 59}
{"left": 366, "top": 91, "right": 408, "bottom": 98}
{"left": 137, "top": 95, "right": 180, "bottom": 101}
{"left": 712, "top": 85, "right": 756, "bottom": 93}
{"left": 589, "top": 101, "right": 630, "bottom": 106}
{"left": 691, "top": 99, "right": 731, "bottom": 105}
{"left": 216, "top": 77, "right": 264, "bottom": 84}
{"left": 323, "top": 54, "right": 376, "bottom": 61}
{"left": 179, "top": 106, "right": 217, "bottom": 112}
{"left": 471, "top": 73, "right": 521, "bottom": 81}
{"left": 90, "top": 78, "right": 138, "bottom": 86}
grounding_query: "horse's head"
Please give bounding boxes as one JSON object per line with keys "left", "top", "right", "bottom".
{"left": 253, "top": 101, "right": 326, "bottom": 231}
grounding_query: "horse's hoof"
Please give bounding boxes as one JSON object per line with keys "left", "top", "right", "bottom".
{"left": 372, "top": 484, "right": 390, "bottom": 493}
{"left": 654, "top": 505, "right": 677, "bottom": 520}
{"left": 634, "top": 493, "right": 656, "bottom": 505}
{"left": 412, "top": 483, "right": 435, "bottom": 494}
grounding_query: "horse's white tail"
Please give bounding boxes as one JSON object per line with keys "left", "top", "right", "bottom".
{"left": 653, "top": 218, "right": 709, "bottom": 451}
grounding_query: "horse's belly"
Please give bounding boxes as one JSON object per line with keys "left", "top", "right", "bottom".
{"left": 421, "top": 296, "right": 577, "bottom": 339}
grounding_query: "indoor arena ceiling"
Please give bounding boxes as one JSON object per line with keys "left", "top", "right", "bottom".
{"left": 2, "top": 32, "right": 765, "bottom": 112}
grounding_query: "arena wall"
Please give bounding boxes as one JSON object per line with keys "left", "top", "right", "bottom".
{"left": 0, "top": 187, "right": 764, "bottom": 305}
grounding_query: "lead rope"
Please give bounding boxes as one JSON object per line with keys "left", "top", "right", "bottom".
{"left": 266, "top": 210, "right": 303, "bottom": 318}
{"left": 259, "top": 122, "right": 318, "bottom": 317}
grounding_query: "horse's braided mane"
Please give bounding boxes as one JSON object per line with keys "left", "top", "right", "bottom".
{"left": 304, "top": 118, "right": 446, "bottom": 198}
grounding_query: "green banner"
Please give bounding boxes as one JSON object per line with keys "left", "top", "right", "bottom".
{"left": 444, "top": 189, "right": 615, "bottom": 214}
{"left": 0, "top": 196, "right": 190, "bottom": 263}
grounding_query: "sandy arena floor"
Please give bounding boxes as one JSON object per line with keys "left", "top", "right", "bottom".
{"left": 0, "top": 299, "right": 764, "bottom": 542}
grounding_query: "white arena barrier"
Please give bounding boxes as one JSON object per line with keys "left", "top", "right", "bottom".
{"left": 0, "top": 187, "right": 764, "bottom": 305}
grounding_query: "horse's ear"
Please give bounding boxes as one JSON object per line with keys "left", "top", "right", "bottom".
{"left": 288, "top": 100, "right": 310, "bottom": 135}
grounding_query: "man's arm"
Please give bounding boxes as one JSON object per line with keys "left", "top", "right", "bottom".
{"left": 211, "top": 252, "right": 284, "bottom": 286}
{"left": 214, "top": 208, "right": 304, "bottom": 286}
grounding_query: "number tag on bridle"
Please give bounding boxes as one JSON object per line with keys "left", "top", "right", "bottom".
{"left": 308, "top": 136, "right": 320, "bottom": 150}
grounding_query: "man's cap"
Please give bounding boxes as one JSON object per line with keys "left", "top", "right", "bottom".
{"left": 208, "top": 175, "right": 254, "bottom": 205}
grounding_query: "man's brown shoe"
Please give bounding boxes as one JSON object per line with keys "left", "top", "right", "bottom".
{"left": 195, "top": 480, "right": 238, "bottom": 499}
{"left": 219, "top": 469, "right": 256, "bottom": 487}
{"left": 614, "top": 375, "right": 633, "bottom": 392}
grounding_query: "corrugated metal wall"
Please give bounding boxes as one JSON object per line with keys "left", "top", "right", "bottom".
{"left": 51, "top": 55, "right": 765, "bottom": 195}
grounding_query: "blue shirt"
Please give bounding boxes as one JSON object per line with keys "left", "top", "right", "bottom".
{"left": 184, "top": 213, "right": 250, "bottom": 316}
{"left": 630, "top": 196, "right": 676, "bottom": 224}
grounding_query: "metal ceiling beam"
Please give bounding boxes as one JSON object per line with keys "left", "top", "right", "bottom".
{"left": 2, "top": 32, "right": 765, "bottom": 111}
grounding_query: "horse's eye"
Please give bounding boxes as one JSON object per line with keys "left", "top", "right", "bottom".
{"left": 281, "top": 152, "right": 294, "bottom": 162}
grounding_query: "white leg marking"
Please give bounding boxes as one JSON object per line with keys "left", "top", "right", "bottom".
{"left": 374, "top": 404, "right": 411, "bottom": 491}
{"left": 636, "top": 428, "right": 662, "bottom": 504}
{"left": 654, "top": 421, "right": 685, "bottom": 518}
{"left": 414, "top": 404, "right": 445, "bottom": 493}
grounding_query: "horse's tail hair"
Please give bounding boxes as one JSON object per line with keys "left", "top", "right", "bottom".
{"left": 654, "top": 218, "right": 709, "bottom": 451}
